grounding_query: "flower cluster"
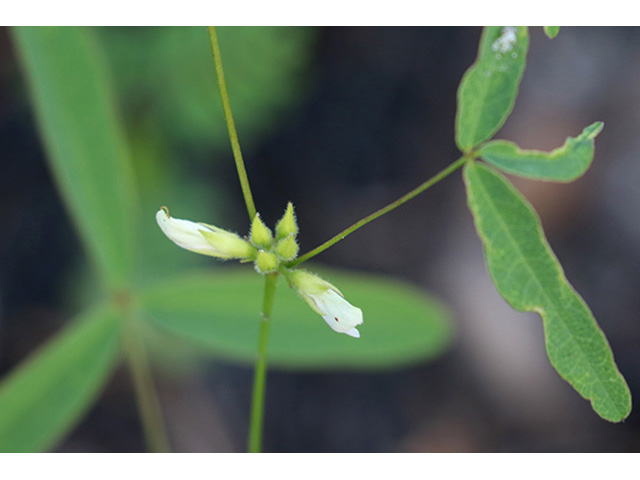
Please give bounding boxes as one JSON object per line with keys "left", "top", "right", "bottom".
{"left": 249, "top": 203, "right": 299, "bottom": 274}
{"left": 156, "top": 204, "right": 363, "bottom": 338}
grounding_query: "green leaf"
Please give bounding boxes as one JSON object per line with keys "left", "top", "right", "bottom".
{"left": 139, "top": 268, "right": 452, "bottom": 371}
{"left": 0, "top": 305, "right": 122, "bottom": 452}
{"left": 478, "top": 122, "right": 603, "bottom": 182}
{"left": 463, "top": 161, "right": 631, "bottom": 422}
{"left": 455, "top": 26, "right": 529, "bottom": 153}
{"left": 12, "top": 27, "right": 137, "bottom": 291}
{"left": 544, "top": 26, "right": 560, "bottom": 39}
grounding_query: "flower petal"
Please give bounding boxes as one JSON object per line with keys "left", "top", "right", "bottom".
{"left": 344, "top": 328, "right": 361, "bottom": 338}
{"left": 156, "top": 208, "right": 220, "bottom": 256}
{"left": 290, "top": 269, "right": 364, "bottom": 338}
{"left": 317, "top": 290, "right": 363, "bottom": 336}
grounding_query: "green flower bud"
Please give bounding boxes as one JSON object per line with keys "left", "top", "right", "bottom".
{"left": 275, "top": 234, "right": 299, "bottom": 262}
{"left": 199, "top": 226, "right": 256, "bottom": 260}
{"left": 250, "top": 213, "right": 273, "bottom": 249}
{"left": 275, "top": 202, "right": 298, "bottom": 240}
{"left": 255, "top": 250, "right": 279, "bottom": 274}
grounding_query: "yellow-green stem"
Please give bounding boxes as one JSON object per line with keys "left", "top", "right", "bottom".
{"left": 208, "top": 26, "right": 257, "bottom": 221}
{"left": 248, "top": 272, "right": 279, "bottom": 453}
{"left": 288, "top": 156, "right": 468, "bottom": 267}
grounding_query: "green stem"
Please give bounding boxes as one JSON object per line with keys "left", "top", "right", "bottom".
{"left": 208, "top": 26, "right": 257, "bottom": 221}
{"left": 123, "top": 317, "right": 171, "bottom": 453}
{"left": 289, "top": 156, "right": 468, "bottom": 267}
{"left": 248, "top": 272, "right": 279, "bottom": 453}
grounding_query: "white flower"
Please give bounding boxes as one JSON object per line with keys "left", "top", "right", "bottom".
{"left": 290, "top": 270, "right": 363, "bottom": 338}
{"left": 156, "top": 207, "right": 255, "bottom": 260}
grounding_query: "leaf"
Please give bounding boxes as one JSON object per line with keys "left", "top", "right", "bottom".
{"left": 478, "top": 122, "right": 603, "bottom": 182}
{"left": 455, "top": 26, "right": 529, "bottom": 153}
{"left": 139, "top": 268, "right": 453, "bottom": 371}
{"left": 0, "top": 306, "right": 122, "bottom": 452}
{"left": 463, "top": 161, "right": 631, "bottom": 422}
{"left": 544, "top": 26, "right": 560, "bottom": 39}
{"left": 98, "top": 26, "right": 316, "bottom": 155}
{"left": 12, "top": 27, "right": 138, "bottom": 291}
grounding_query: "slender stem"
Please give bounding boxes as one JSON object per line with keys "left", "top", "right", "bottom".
{"left": 248, "top": 272, "right": 279, "bottom": 453}
{"left": 288, "top": 156, "right": 468, "bottom": 267}
{"left": 123, "top": 316, "right": 171, "bottom": 453}
{"left": 208, "top": 26, "right": 257, "bottom": 221}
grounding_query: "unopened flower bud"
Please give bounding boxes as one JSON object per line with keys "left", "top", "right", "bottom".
{"left": 275, "top": 234, "right": 299, "bottom": 262}
{"left": 251, "top": 213, "right": 273, "bottom": 249}
{"left": 156, "top": 208, "right": 255, "bottom": 260}
{"left": 275, "top": 202, "right": 298, "bottom": 240}
{"left": 255, "top": 250, "right": 279, "bottom": 274}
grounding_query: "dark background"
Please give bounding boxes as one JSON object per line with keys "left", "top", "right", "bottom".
{"left": 1, "top": 27, "right": 639, "bottom": 452}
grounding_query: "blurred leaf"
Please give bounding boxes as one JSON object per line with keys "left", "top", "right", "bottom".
{"left": 12, "top": 27, "right": 138, "bottom": 292}
{"left": 0, "top": 305, "right": 122, "bottom": 452}
{"left": 455, "top": 26, "right": 529, "bottom": 153}
{"left": 125, "top": 121, "right": 226, "bottom": 287}
{"left": 463, "top": 161, "right": 631, "bottom": 422}
{"left": 478, "top": 122, "right": 603, "bottom": 182}
{"left": 139, "top": 268, "right": 453, "bottom": 371}
{"left": 544, "top": 26, "right": 560, "bottom": 39}
{"left": 98, "top": 26, "right": 316, "bottom": 155}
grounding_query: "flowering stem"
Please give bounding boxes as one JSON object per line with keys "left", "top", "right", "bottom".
{"left": 248, "top": 272, "right": 279, "bottom": 453}
{"left": 288, "top": 156, "right": 468, "bottom": 267}
{"left": 208, "top": 26, "right": 257, "bottom": 221}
